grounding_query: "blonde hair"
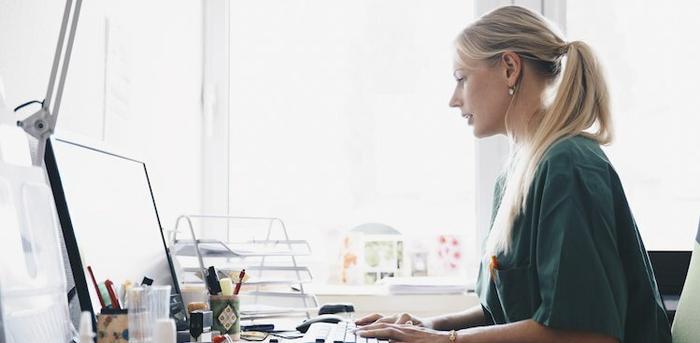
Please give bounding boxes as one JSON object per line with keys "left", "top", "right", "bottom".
{"left": 455, "top": 6, "right": 613, "bottom": 256}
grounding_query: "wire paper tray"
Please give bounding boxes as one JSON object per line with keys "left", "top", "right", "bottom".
{"left": 172, "top": 239, "right": 312, "bottom": 258}
{"left": 169, "top": 215, "right": 318, "bottom": 320}
{"left": 240, "top": 304, "right": 318, "bottom": 320}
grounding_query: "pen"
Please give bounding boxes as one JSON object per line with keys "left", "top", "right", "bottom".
{"left": 87, "top": 266, "right": 106, "bottom": 309}
{"left": 104, "top": 279, "right": 121, "bottom": 310}
{"left": 234, "top": 269, "right": 245, "bottom": 295}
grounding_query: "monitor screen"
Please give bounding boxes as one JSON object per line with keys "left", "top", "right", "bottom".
{"left": 45, "top": 137, "right": 180, "bottom": 315}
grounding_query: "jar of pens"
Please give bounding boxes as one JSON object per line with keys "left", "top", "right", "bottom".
{"left": 88, "top": 265, "right": 176, "bottom": 343}
{"left": 181, "top": 266, "right": 246, "bottom": 342}
{"left": 209, "top": 267, "right": 246, "bottom": 341}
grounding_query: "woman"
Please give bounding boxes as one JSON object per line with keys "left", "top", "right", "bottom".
{"left": 355, "top": 6, "right": 672, "bottom": 343}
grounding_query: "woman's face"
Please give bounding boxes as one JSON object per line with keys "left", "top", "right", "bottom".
{"left": 449, "top": 58, "right": 511, "bottom": 138}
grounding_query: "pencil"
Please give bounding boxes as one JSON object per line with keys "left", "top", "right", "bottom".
{"left": 87, "top": 266, "right": 106, "bottom": 308}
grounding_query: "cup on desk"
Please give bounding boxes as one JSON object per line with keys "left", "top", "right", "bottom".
{"left": 148, "top": 285, "right": 172, "bottom": 321}
{"left": 127, "top": 285, "right": 171, "bottom": 343}
{"left": 209, "top": 295, "right": 241, "bottom": 340}
{"left": 127, "top": 287, "right": 151, "bottom": 342}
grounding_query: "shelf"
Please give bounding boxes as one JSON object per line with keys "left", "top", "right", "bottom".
{"left": 180, "top": 277, "right": 312, "bottom": 287}
{"left": 240, "top": 304, "right": 316, "bottom": 320}
{"left": 169, "top": 215, "right": 317, "bottom": 320}
{"left": 172, "top": 239, "right": 312, "bottom": 258}
{"left": 179, "top": 265, "right": 314, "bottom": 285}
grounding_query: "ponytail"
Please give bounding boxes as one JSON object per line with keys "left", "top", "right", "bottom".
{"left": 547, "top": 40, "right": 613, "bottom": 145}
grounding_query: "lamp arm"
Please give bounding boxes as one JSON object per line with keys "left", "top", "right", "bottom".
{"left": 16, "top": 0, "right": 82, "bottom": 166}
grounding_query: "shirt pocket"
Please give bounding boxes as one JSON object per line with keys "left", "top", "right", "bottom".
{"left": 493, "top": 263, "right": 539, "bottom": 323}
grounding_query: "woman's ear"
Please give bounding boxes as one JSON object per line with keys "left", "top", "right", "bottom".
{"left": 501, "top": 51, "right": 522, "bottom": 88}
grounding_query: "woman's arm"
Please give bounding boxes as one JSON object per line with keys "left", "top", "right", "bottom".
{"left": 456, "top": 320, "right": 619, "bottom": 343}
{"left": 355, "top": 305, "right": 485, "bottom": 330}
{"left": 426, "top": 305, "right": 487, "bottom": 331}
{"left": 356, "top": 319, "right": 619, "bottom": 343}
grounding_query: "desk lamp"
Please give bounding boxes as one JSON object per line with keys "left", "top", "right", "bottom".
{"left": 15, "top": 0, "right": 83, "bottom": 166}
{"left": 0, "top": 0, "right": 83, "bottom": 342}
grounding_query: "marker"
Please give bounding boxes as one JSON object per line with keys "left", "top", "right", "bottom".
{"left": 98, "top": 283, "right": 112, "bottom": 308}
{"left": 206, "top": 266, "right": 221, "bottom": 295}
{"left": 87, "top": 266, "right": 106, "bottom": 308}
{"left": 234, "top": 269, "right": 245, "bottom": 295}
{"left": 105, "top": 279, "right": 121, "bottom": 310}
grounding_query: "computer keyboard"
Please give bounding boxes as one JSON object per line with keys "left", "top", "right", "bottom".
{"left": 301, "top": 321, "right": 390, "bottom": 343}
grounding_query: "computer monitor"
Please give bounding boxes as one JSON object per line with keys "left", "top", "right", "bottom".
{"left": 44, "top": 137, "right": 181, "bottom": 317}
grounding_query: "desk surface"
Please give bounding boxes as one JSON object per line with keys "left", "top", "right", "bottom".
{"left": 237, "top": 318, "right": 304, "bottom": 342}
{"left": 231, "top": 294, "right": 681, "bottom": 342}
{"left": 314, "top": 288, "right": 479, "bottom": 318}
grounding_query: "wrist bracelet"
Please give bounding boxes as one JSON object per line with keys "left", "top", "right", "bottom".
{"left": 448, "top": 329, "right": 457, "bottom": 342}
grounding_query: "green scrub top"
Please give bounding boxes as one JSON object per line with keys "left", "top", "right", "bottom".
{"left": 475, "top": 135, "right": 672, "bottom": 342}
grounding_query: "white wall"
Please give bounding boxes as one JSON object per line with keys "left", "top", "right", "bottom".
{"left": 0, "top": 0, "right": 204, "bottom": 228}
{"left": 224, "top": 0, "right": 478, "bottom": 284}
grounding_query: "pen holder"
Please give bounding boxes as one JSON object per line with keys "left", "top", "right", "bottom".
{"left": 209, "top": 295, "right": 240, "bottom": 340}
{"left": 97, "top": 310, "right": 129, "bottom": 343}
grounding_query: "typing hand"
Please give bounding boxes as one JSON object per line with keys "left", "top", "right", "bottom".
{"left": 355, "top": 312, "right": 431, "bottom": 328}
{"left": 355, "top": 322, "right": 450, "bottom": 343}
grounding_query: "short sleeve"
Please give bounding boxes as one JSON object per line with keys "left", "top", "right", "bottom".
{"left": 531, "top": 159, "right": 628, "bottom": 341}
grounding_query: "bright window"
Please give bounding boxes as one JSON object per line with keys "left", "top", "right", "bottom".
{"left": 566, "top": 1, "right": 700, "bottom": 250}
{"left": 227, "top": 1, "right": 476, "bottom": 283}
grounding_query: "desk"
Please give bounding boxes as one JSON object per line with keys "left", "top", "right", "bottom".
{"left": 238, "top": 318, "right": 377, "bottom": 343}
{"left": 233, "top": 291, "right": 679, "bottom": 342}
{"left": 234, "top": 318, "right": 305, "bottom": 342}
{"left": 235, "top": 290, "right": 480, "bottom": 342}
{"left": 312, "top": 285, "right": 479, "bottom": 318}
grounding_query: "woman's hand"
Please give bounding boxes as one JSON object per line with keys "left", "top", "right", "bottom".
{"left": 354, "top": 322, "right": 451, "bottom": 343}
{"left": 355, "top": 312, "right": 432, "bottom": 328}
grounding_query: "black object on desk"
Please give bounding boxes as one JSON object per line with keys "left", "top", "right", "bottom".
{"left": 296, "top": 314, "right": 345, "bottom": 333}
{"left": 319, "top": 303, "right": 355, "bottom": 315}
{"left": 189, "top": 314, "right": 203, "bottom": 340}
{"left": 170, "top": 294, "right": 189, "bottom": 331}
{"left": 206, "top": 266, "right": 222, "bottom": 295}
{"left": 189, "top": 310, "right": 213, "bottom": 340}
{"left": 241, "top": 324, "right": 275, "bottom": 332}
{"left": 141, "top": 277, "right": 154, "bottom": 286}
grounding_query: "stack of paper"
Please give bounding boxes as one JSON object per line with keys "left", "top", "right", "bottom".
{"left": 378, "top": 277, "right": 470, "bottom": 295}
